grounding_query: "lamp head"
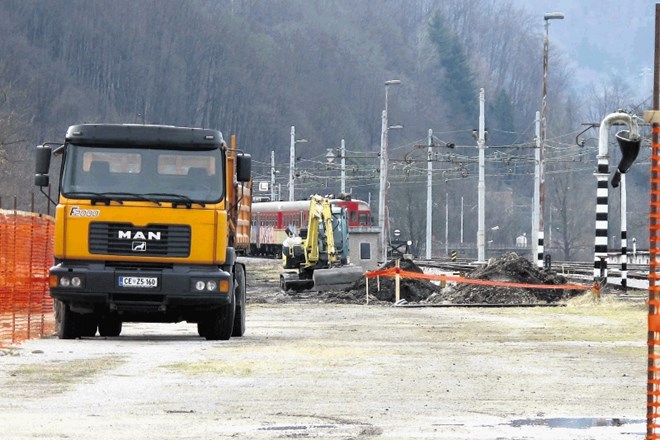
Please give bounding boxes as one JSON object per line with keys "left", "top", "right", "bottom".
{"left": 544, "top": 12, "right": 564, "bottom": 20}
{"left": 611, "top": 129, "right": 642, "bottom": 188}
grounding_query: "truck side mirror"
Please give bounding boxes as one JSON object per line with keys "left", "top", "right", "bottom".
{"left": 236, "top": 153, "right": 251, "bottom": 182}
{"left": 35, "top": 145, "right": 52, "bottom": 187}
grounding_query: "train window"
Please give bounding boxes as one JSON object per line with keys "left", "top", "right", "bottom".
{"left": 360, "top": 242, "right": 371, "bottom": 260}
{"left": 349, "top": 211, "right": 356, "bottom": 223}
{"left": 359, "top": 213, "right": 368, "bottom": 225}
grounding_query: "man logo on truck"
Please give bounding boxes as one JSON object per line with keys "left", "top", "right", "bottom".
{"left": 118, "top": 230, "right": 162, "bottom": 240}
{"left": 132, "top": 242, "right": 147, "bottom": 252}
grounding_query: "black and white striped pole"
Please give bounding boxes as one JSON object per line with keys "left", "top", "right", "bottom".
{"left": 593, "top": 111, "right": 640, "bottom": 288}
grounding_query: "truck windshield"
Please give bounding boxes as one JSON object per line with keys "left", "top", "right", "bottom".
{"left": 61, "top": 145, "right": 224, "bottom": 204}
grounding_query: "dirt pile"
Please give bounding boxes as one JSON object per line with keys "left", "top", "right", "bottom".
{"left": 340, "top": 253, "right": 582, "bottom": 305}
{"left": 344, "top": 259, "right": 438, "bottom": 304}
{"left": 425, "top": 252, "right": 582, "bottom": 305}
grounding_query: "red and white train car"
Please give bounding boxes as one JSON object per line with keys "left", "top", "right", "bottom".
{"left": 250, "top": 197, "right": 373, "bottom": 256}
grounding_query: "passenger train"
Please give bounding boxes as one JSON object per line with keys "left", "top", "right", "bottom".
{"left": 250, "top": 196, "right": 373, "bottom": 256}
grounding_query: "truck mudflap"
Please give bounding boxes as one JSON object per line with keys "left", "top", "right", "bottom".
{"left": 312, "top": 265, "right": 364, "bottom": 292}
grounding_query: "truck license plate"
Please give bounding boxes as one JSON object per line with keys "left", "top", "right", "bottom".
{"left": 118, "top": 276, "right": 158, "bottom": 288}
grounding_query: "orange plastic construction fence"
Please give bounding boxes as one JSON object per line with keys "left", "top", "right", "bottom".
{"left": 0, "top": 209, "right": 55, "bottom": 347}
{"left": 649, "top": 125, "right": 660, "bottom": 439}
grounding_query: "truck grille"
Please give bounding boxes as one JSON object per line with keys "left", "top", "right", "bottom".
{"left": 89, "top": 223, "right": 191, "bottom": 257}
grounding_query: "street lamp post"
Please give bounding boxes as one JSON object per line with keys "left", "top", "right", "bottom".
{"left": 378, "top": 79, "right": 401, "bottom": 262}
{"left": 538, "top": 11, "right": 564, "bottom": 267}
{"left": 288, "top": 125, "right": 308, "bottom": 202}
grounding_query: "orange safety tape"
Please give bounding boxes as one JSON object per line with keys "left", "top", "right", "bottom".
{"left": 364, "top": 268, "right": 591, "bottom": 290}
{"left": 367, "top": 267, "right": 399, "bottom": 278}
{"left": 651, "top": 315, "right": 660, "bottom": 333}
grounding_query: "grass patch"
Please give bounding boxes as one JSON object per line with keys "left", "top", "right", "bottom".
{"left": 164, "top": 360, "right": 254, "bottom": 376}
{"left": 6, "top": 355, "right": 125, "bottom": 397}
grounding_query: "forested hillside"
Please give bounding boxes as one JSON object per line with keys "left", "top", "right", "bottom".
{"left": 0, "top": 0, "right": 649, "bottom": 260}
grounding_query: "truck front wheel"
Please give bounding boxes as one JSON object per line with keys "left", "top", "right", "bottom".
{"left": 201, "top": 294, "right": 236, "bottom": 341}
{"left": 232, "top": 265, "right": 246, "bottom": 337}
{"left": 55, "top": 300, "right": 81, "bottom": 339}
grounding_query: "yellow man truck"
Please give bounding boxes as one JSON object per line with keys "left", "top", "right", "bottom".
{"left": 34, "top": 124, "right": 252, "bottom": 340}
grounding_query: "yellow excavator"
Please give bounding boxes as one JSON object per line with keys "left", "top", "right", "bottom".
{"left": 280, "top": 194, "right": 363, "bottom": 292}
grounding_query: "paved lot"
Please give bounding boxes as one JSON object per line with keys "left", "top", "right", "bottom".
{"left": 0, "top": 290, "right": 649, "bottom": 439}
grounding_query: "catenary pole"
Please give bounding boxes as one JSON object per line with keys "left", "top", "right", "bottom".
{"left": 425, "top": 129, "right": 433, "bottom": 260}
{"left": 533, "top": 111, "right": 541, "bottom": 266}
{"left": 289, "top": 126, "right": 295, "bottom": 201}
{"left": 270, "top": 150, "right": 276, "bottom": 201}
{"left": 340, "top": 139, "right": 346, "bottom": 194}
{"left": 477, "top": 88, "right": 486, "bottom": 262}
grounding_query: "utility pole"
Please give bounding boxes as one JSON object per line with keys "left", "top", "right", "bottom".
{"left": 340, "top": 139, "right": 346, "bottom": 194}
{"left": 270, "top": 150, "right": 276, "bottom": 201}
{"left": 539, "top": 12, "right": 564, "bottom": 265}
{"left": 477, "top": 88, "right": 486, "bottom": 262}
{"left": 378, "top": 109, "right": 388, "bottom": 261}
{"left": 425, "top": 129, "right": 433, "bottom": 260}
{"left": 289, "top": 126, "right": 295, "bottom": 201}
{"left": 532, "top": 111, "right": 541, "bottom": 266}
{"left": 288, "top": 125, "right": 307, "bottom": 202}
{"left": 460, "top": 196, "right": 464, "bottom": 244}
{"left": 378, "top": 79, "right": 401, "bottom": 262}
{"left": 445, "top": 192, "right": 449, "bottom": 256}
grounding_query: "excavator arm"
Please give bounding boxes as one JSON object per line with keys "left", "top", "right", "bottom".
{"left": 302, "top": 195, "right": 338, "bottom": 268}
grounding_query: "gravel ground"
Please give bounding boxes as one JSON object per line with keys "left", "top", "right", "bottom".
{"left": 0, "top": 257, "right": 650, "bottom": 439}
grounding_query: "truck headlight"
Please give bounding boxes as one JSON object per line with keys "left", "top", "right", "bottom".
{"left": 58, "top": 275, "right": 84, "bottom": 288}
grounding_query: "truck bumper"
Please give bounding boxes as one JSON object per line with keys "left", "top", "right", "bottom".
{"left": 49, "top": 261, "right": 233, "bottom": 318}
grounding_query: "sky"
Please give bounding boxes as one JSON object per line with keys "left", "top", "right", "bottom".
{"left": 513, "top": 0, "right": 656, "bottom": 104}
